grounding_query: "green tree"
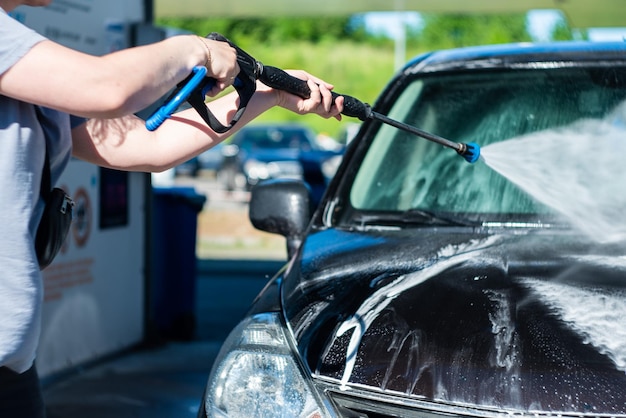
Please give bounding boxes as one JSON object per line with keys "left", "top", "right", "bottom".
{"left": 551, "top": 20, "right": 588, "bottom": 41}
{"left": 415, "top": 14, "right": 532, "bottom": 49}
{"left": 156, "top": 16, "right": 356, "bottom": 45}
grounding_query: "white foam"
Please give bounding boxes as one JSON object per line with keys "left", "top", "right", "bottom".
{"left": 522, "top": 278, "right": 626, "bottom": 372}
{"left": 481, "top": 101, "right": 626, "bottom": 243}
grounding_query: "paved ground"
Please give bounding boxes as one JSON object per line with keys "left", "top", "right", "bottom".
{"left": 42, "top": 259, "right": 283, "bottom": 418}
{"left": 44, "top": 341, "right": 221, "bottom": 418}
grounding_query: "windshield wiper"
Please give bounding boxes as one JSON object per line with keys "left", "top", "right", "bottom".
{"left": 353, "top": 210, "right": 479, "bottom": 228}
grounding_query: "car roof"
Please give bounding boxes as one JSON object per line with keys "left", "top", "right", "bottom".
{"left": 404, "top": 41, "right": 626, "bottom": 74}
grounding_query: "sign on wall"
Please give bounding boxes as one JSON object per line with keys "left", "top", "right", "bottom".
{"left": 12, "top": 0, "right": 144, "bottom": 55}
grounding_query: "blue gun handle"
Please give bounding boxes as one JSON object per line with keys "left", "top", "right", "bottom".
{"left": 146, "top": 66, "right": 210, "bottom": 131}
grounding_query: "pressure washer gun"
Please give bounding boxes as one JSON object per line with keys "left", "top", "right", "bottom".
{"left": 145, "top": 33, "right": 259, "bottom": 134}
{"left": 146, "top": 33, "right": 480, "bottom": 163}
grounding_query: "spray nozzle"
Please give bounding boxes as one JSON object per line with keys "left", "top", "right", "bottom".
{"left": 457, "top": 142, "right": 481, "bottom": 163}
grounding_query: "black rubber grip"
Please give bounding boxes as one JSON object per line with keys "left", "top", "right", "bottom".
{"left": 260, "top": 65, "right": 371, "bottom": 121}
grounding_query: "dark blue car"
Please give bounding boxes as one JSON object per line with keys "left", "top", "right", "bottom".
{"left": 217, "top": 123, "right": 343, "bottom": 202}
{"left": 199, "top": 42, "right": 626, "bottom": 417}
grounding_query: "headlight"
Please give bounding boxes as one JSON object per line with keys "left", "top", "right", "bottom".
{"left": 244, "top": 159, "right": 270, "bottom": 181}
{"left": 203, "top": 313, "right": 328, "bottom": 418}
{"left": 244, "top": 160, "right": 303, "bottom": 181}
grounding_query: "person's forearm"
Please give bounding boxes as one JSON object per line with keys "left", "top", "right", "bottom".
{"left": 84, "top": 35, "right": 208, "bottom": 117}
{"left": 73, "top": 82, "right": 279, "bottom": 172}
{"left": 142, "top": 83, "right": 281, "bottom": 171}
{"left": 72, "top": 72, "right": 342, "bottom": 171}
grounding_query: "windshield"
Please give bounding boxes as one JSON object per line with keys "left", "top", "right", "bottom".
{"left": 342, "top": 67, "right": 626, "bottom": 227}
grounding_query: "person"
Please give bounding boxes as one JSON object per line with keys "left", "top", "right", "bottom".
{"left": 0, "top": 0, "right": 345, "bottom": 416}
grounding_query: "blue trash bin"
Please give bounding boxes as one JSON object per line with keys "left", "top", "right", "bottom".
{"left": 151, "top": 186, "right": 207, "bottom": 341}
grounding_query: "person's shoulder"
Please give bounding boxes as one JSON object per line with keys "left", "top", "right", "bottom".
{"left": 0, "top": 9, "right": 43, "bottom": 37}
{"left": 0, "top": 10, "right": 46, "bottom": 76}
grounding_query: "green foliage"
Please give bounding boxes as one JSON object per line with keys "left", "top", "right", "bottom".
{"left": 416, "top": 13, "right": 532, "bottom": 49}
{"left": 157, "top": 16, "right": 356, "bottom": 44}
{"left": 551, "top": 21, "right": 588, "bottom": 41}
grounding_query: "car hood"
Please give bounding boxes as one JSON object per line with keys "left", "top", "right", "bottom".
{"left": 282, "top": 228, "right": 626, "bottom": 415}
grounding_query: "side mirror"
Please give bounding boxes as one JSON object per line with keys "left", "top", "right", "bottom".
{"left": 249, "top": 179, "right": 311, "bottom": 259}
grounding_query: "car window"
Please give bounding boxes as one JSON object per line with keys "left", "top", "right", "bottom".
{"left": 346, "top": 68, "right": 626, "bottom": 222}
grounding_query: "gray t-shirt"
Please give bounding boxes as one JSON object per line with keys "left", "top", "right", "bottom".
{"left": 0, "top": 8, "right": 76, "bottom": 372}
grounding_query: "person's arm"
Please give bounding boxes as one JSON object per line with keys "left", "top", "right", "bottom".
{"left": 71, "top": 72, "right": 344, "bottom": 172}
{"left": 0, "top": 27, "right": 342, "bottom": 172}
{"left": 0, "top": 35, "right": 238, "bottom": 118}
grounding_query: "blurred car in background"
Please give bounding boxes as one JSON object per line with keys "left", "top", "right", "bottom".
{"left": 173, "top": 156, "right": 200, "bottom": 177}
{"left": 174, "top": 142, "right": 225, "bottom": 178}
{"left": 335, "top": 121, "right": 361, "bottom": 147}
{"left": 197, "top": 142, "right": 225, "bottom": 174}
{"left": 217, "top": 123, "right": 343, "bottom": 202}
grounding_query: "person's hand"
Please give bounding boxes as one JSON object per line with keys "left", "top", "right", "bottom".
{"left": 274, "top": 70, "right": 344, "bottom": 120}
{"left": 199, "top": 37, "right": 240, "bottom": 96}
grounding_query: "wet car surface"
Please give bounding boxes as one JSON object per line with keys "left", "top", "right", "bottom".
{"left": 198, "top": 42, "right": 626, "bottom": 417}
{"left": 287, "top": 231, "right": 626, "bottom": 415}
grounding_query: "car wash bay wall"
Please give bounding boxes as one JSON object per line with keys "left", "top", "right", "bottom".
{"left": 12, "top": 0, "right": 154, "bottom": 378}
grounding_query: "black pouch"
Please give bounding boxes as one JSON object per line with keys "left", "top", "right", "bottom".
{"left": 35, "top": 187, "right": 74, "bottom": 269}
{"left": 34, "top": 115, "right": 74, "bottom": 270}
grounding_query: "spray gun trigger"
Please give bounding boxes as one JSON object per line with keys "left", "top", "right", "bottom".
{"left": 199, "top": 76, "right": 242, "bottom": 97}
{"left": 201, "top": 79, "right": 215, "bottom": 97}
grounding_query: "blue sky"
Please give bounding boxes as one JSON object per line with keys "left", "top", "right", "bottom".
{"left": 364, "top": 10, "right": 626, "bottom": 42}
{"left": 363, "top": 11, "right": 423, "bottom": 39}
